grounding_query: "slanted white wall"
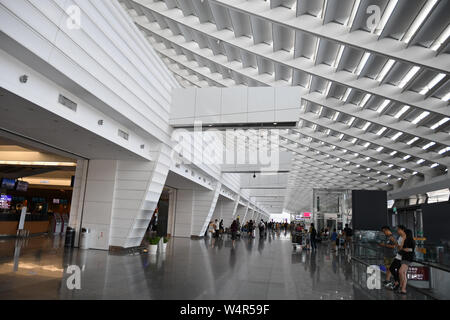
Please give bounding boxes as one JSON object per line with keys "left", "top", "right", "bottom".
{"left": 81, "top": 160, "right": 118, "bottom": 250}
{"left": 170, "top": 87, "right": 302, "bottom": 127}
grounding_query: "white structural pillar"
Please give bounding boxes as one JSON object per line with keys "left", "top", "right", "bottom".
{"left": 221, "top": 197, "right": 239, "bottom": 229}
{"left": 111, "top": 145, "right": 172, "bottom": 248}
{"left": 192, "top": 183, "right": 222, "bottom": 237}
{"left": 174, "top": 183, "right": 222, "bottom": 237}
{"left": 77, "top": 145, "right": 172, "bottom": 250}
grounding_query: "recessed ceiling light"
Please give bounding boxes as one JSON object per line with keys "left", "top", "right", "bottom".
{"left": 398, "top": 66, "right": 420, "bottom": 88}
{"left": 377, "top": 99, "right": 391, "bottom": 113}
{"left": 430, "top": 117, "right": 449, "bottom": 130}
{"left": 377, "top": 59, "right": 396, "bottom": 82}
{"left": 391, "top": 132, "right": 403, "bottom": 140}
{"left": 419, "top": 73, "right": 446, "bottom": 95}
{"left": 422, "top": 142, "right": 435, "bottom": 150}
{"left": 394, "top": 105, "right": 410, "bottom": 118}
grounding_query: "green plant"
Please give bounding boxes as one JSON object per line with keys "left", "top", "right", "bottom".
{"left": 148, "top": 236, "right": 160, "bottom": 245}
{"left": 163, "top": 237, "right": 169, "bottom": 243}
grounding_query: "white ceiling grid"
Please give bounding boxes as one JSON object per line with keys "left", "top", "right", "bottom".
{"left": 121, "top": 0, "right": 450, "bottom": 214}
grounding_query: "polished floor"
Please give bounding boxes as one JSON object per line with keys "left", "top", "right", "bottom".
{"left": 0, "top": 232, "right": 431, "bottom": 300}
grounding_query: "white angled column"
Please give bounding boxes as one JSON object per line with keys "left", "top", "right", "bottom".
{"left": 191, "top": 182, "right": 222, "bottom": 237}
{"left": 111, "top": 144, "right": 172, "bottom": 248}
{"left": 221, "top": 197, "right": 238, "bottom": 229}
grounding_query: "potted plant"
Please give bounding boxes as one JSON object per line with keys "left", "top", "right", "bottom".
{"left": 161, "top": 237, "right": 169, "bottom": 252}
{"left": 148, "top": 236, "right": 160, "bottom": 254}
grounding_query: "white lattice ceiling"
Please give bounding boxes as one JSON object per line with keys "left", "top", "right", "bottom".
{"left": 121, "top": 0, "right": 450, "bottom": 214}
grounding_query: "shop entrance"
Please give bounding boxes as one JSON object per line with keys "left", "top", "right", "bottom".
{"left": 0, "top": 134, "right": 79, "bottom": 238}
{"left": 147, "top": 186, "right": 176, "bottom": 239}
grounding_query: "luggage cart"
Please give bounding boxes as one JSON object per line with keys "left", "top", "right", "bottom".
{"left": 292, "top": 231, "right": 303, "bottom": 251}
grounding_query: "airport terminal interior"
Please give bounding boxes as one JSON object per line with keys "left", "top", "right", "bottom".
{"left": 0, "top": 0, "right": 449, "bottom": 300}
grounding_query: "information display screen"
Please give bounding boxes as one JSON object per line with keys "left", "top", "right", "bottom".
{"left": 15, "top": 181, "right": 29, "bottom": 192}
{"left": 1, "top": 178, "right": 16, "bottom": 190}
{"left": 0, "top": 194, "right": 12, "bottom": 209}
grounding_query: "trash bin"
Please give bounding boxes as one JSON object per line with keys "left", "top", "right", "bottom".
{"left": 79, "top": 227, "right": 90, "bottom": 249}
{"left": 65, "top": 227, "right": 75, "bottom": 248}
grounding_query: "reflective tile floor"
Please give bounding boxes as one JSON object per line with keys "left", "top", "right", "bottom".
{"left": 0, "top": 232, "right": 432, "bottom": 300}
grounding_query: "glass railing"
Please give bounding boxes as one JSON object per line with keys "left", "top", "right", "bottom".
{"left": 353, "top": 230, "right": 450, "bottom": 270}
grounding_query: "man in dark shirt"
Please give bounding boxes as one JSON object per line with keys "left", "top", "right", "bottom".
{"left": 343, "top": 224, "right": 353, "bottom": 250}
{"left": 379, "top": 226, "right": 397, "bottom": 286}
{"left": 310, "top": 223, "right": 317, "bottom": 251}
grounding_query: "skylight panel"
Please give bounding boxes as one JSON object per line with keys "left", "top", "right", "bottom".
{"left": 333, "top": 111, "right": 340, "bottom": 121}
{"left": 422, "top": 141, "right": 435, "bottom": 150}
{"left": 310, "top": 37, "right": 320, "bottom": 62}
{"left": 333, "top": 44, "right": 345, "bottom": 68}
{"left": 348, "top": 116, "right": 356, "bottom": 126}
{"left": 377, "top": 59, "right": 396, "bottom": 82}
{"left": 360, "top": 94, "right": 371, "bottom": 108}
{"left": 431, "top": 24, "right": 450, "bottom": 51}
{"left": 343, "top": 88, "right": 352, "bottom": 102}
{"left": 430, "top": 117, "right": 449, "bottom": 130}
{"left": 324, "top": 81, "right": 332, "bottom": 96}
{"left": 355, "top": 52, "right": 371, "bottom": 75}
{"left": 347, "top": 0, "right": 361, "bottom": 27}
{"left": 412, "top": 111, "right": 430, "bottom": 124}
{"left": 376, "top": 127, "right": 387, "bottom": 135}
{"left": 391, "top": 132, "right": 403, "bottom": 140}
{"left": 442, "top": 92, "right": 450, "bottom": 102}
{"left": 438, "top": 147, "right": 450, "bottom": 155}
{"left": 362, "top": 122, "right": 371, "bottom": 131}
{"left": 419, "top": 73, "right": 446, "bottom": 95}
{"left": 394, "top": 105, "right": 410, "bottom": 118}
{"left": 402, "top": 0, "right": 439, "bottom": 44}
{"left": 374, "top": 0, "right": 398, "bottom": 35}
{"left": 398, "top": 66, "right": 420, "bottom": 88}
{"left": 377, "top": 99, "right": 390, "bottom": 113}
{"left": 407, "top": 137, "right": 419, "bottom": 145}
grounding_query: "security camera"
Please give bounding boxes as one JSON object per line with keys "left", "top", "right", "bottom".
{"left": 19, "top": 75, "right": 28, "bottom": 83}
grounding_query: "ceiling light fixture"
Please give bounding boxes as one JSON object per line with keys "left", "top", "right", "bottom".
{"left": 398, "top": 66, "right": 420, "bottom": 88}
{"left": 377, "top": 59, "right": 396, "bottom": 82}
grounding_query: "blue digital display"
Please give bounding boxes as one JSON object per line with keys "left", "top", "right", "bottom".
{"left": 1, "top": 178, "right": 16, "bottom": 190}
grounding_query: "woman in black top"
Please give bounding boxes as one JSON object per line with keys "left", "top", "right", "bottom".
{"left": 398, "top": 228, "right": 415, "bottom": 295}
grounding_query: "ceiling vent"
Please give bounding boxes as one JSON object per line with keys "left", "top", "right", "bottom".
{"left": 58, "top": 94, "right": 77, "bottom": 111}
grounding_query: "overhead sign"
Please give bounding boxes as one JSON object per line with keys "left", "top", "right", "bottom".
{"left": 295, "top": 215, "right": 302, "bottom": 221}
{"left": 303, "top": 212, "right": 311, "bottom": 218}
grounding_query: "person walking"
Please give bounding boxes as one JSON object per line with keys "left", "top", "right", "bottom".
{"left": 310, "top": 223, "right": 317, "bottom": 251}
{"left": 398, "top": 228, "right": 415, "bottom": 295}
{"left": 343, "top": 223, "right": 353, "bottom": 250}
{"left": 330, "top": 228, "right": 338, "bottom": 251}
{"left": 388, "top": 225, "right": 405, "bottom": 291}
{"left": 219, "top": 219, "right": 224, "bottom": 235}
{"left": 214, "top": 219, "right": 220, "bottom": 239}
{"left": 379, "top": 226, "right": 397, "bottom": 287}
{"left": 230, "top": 220, "right": 239, "bottom": 248}
{"left": 258, "top": 220, "right": 265, "bottom": 238}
